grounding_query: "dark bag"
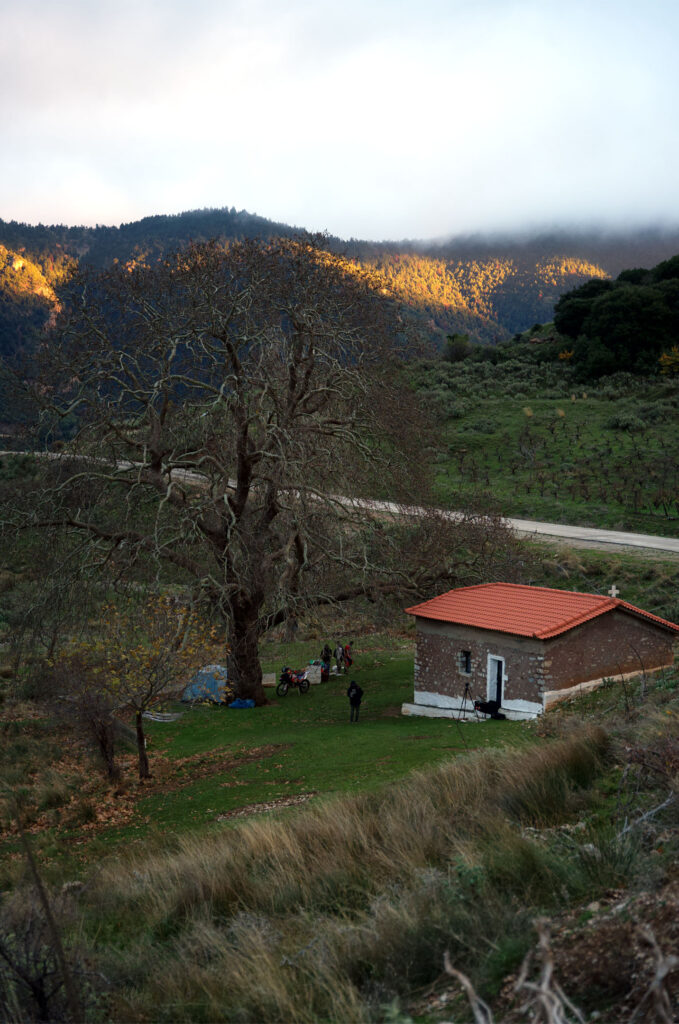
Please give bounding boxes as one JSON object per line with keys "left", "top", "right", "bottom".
{"left": 474, "top": 699, "right": 506, "bottom": 720}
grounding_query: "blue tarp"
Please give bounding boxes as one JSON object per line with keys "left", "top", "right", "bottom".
{"left": 228, "top": 698, "right": 255, "bottom": 709}
{"left": 182, "top": 664, "right": 230, "bottom": 704}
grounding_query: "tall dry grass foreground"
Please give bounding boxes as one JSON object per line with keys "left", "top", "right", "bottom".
{"left": 85, "top": 728, "right": 611, "bottom": 1022}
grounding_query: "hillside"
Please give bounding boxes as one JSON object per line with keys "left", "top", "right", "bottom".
{"left": 361, "top": 251, "right": 607, "bottom": 341}
{"left": 0, "top": 209, "right": 300, "bottom": 362}
{"left": 1, "top": 627, "right": 678, "bottom": 1023}
{"left": 409, "top": 334, "right": 679, "bottom": 548}
{"left": 3, "top": 208, "right": 679, "bottom": 360}
{"left": 0, "top": 245, "right": 61, "bottom": 357}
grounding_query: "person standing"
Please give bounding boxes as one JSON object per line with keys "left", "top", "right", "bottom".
{"left": 320, "top": 643, "right": 332, "bottom": 682}
{"left": 344, "top": 641, "right": 353, "bottom": 672}
{"left": 334, "top": 641, "right": 345, "bottom": 674}
{"left": 347, "top": 679, "right": 363, "bottom": 722}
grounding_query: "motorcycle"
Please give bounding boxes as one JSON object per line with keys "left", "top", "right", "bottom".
{"left": 276, "top": 666, "right": 310, "bottom": 696}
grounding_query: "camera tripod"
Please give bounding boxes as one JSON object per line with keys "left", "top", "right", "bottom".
{"left": 457, "top": 680, "right": 482, "bottom": 722}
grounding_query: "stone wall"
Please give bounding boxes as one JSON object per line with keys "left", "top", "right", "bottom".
{"left": 543, "top": 609, "right": 676, "bottom": 690}
{"left": 412, "top": 609, "right": 677, "bottom": 710}
{"left": 413, "top": 618, "right": 545, "bottom": 714}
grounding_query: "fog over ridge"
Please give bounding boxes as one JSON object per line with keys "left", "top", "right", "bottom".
{"left": 2, "top": 0, "right": 678, "bottom": 239}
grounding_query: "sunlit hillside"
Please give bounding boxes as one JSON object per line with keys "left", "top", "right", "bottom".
{"left": 0, "top": 245, "right": 63, "bottom": 358}
{"left": 363, "top": 252, "right": 608, "bottom": 341}
{"left": 2, "top": 208, "right": 679, "bottom": 360}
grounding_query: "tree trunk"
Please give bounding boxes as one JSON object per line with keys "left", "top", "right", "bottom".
{"left": 92, "top": 719, "right": 119, "bottom": 782}
{"left": 135, "top": 710, "right": 151, "bottom": 780}
{"left": 229, "top": 604, "right": 268, "bottom": 706}
{"left": 284, "top": 616, "right": 299, "bottom": 643}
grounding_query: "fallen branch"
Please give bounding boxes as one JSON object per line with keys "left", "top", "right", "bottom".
{"left": 618, "top": 794, "right": 675, "bottom": 838}
{"left": 443, "top": 951, "right": 494, "bottom": 1024}
{"left": 513, "top": 918, "right": 586, "bottom": 1024}
{"left": 444, "top": 917, "right": 586, "bottom": 1024}
{"left": 629, "top": 926, "right": 679, "bottom": 1023}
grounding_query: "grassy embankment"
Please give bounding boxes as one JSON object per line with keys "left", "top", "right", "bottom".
{"left": 411, "top": 348, "right": 679, "bottom": 537}
{"left": 2, "top": 660, "right": 679, "bottom": 1023}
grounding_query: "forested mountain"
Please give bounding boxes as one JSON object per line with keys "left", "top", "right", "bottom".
{"left": 0, "top": 245, "right": 60, "bottom": 358}
{"left": 0, "top": 207, "right": 299, "bottom": 270}
{"left": 2, "top": 206, "right": 679, "bottom": 359}
{"left": 359, "top": 252, "right": 607, "bottom": 341}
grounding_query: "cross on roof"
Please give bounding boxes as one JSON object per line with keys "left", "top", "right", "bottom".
{"left": 608, "top": 584, "right": 620, "bottom": 598}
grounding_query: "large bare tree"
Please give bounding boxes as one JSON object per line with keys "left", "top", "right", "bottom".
{"left": 16, "top": 236, "right": 524, "bottom": 704}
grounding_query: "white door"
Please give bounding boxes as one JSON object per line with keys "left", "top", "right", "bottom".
{"left": 487, "top": 656, "right": 504, "bottom": 705}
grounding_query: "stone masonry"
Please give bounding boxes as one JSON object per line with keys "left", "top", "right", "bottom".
{"left": 542, "top": 608, "right": 675, "bottom": 690}
{"left": 414, "top": 618, "right": 545, "bottom": 704}
{"left": 411, "top": 608, "right": 676, "bottom": 719}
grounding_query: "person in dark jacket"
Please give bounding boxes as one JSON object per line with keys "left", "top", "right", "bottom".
{"left": 320, "top": 644, "right": 332, "bottom": 682}
{"left": 347, "top": 680, "right": 363, "bottom": 722}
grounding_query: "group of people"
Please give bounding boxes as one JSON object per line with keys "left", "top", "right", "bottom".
{"left": 319, "top": 640, "right": 363, "bottom": 721}
{"left": 319, "top": 640, "right": 353, "bottom": 680}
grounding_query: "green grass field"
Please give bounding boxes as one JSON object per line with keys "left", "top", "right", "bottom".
{"left": 43, "top": 633, "right": 530, "bottom": 866}
{"left": 2, "top": 618, "right": 679, "bottom": 1022}
{"left": 411, "top": 355, "right": 679, "bottom": 536}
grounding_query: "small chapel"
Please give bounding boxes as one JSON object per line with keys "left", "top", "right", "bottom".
{"left": 403, "top": 583, "right": 679, "bottom": 720}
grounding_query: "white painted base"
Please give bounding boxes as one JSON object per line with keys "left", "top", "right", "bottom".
{"left": 412, "top": 690, "right": 542, "bottom": 721}
{"left": 407, "top": 666, "right": 669, "bottom": 722}
{"left": 401, "top": 703, "right": 482, "bottom": 722}
{"left": 501, "top": 698, "right": 542, "bottom": 720}
{"left": 414, "top": 690, "right": 475, "bottom": 711}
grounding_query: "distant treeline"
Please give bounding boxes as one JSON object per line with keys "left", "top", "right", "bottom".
{"left": 2, "top": 206, "right": 679, "bottom": 364}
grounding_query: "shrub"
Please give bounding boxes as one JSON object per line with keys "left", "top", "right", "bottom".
{"left": 573, "top": 820, "right": 640, "bottom": 890}
{"left": 445, "top": 398, "right": 471, "bottom": 419}
{"left": 639, "top": 400, "right": 674, "bottom": 423}
{"left": 35, "top": 772, "right": 74, "bottom": 812}
{"left": 0, "top": 888, "right": 96, "bottom": 1024}
{"left": 606, "top": 411, "right": 647, "bottom": 431}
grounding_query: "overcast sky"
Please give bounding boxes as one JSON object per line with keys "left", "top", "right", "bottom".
{"left": 2, "top": 0, "right": 678, "bottom": 241}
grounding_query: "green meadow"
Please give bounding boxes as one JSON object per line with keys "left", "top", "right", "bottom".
{"left": 0, "top": 632, "right": 530, "bottom": 876}
{"left": 412, "top": 352, "right": 679, "bottom": 536}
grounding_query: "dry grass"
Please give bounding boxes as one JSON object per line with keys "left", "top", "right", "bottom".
{"left": 97, "top": 730, "right": 607, "bottom": 925}
{"left": 10, "top": 711, "right": 676, "bottom": 1023}
{"left": 80, "top": 728, "right": 612, "bottom": 1022}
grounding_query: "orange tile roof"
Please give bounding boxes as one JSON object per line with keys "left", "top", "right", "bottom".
{"left": 405, "top": 583, "right": 679, "bottom": 640}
